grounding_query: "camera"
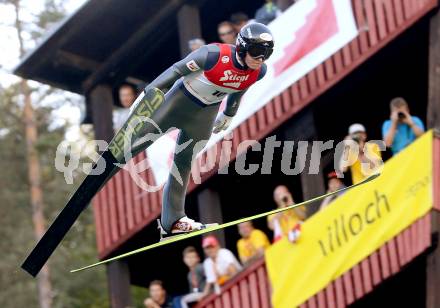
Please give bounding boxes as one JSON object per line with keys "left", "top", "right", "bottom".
{"left": 398, "top": 112, "right": 406, "bottom": 120}
{"left": 351, "top": 135, "right": 361, "bottom": 144}
{"left": 351, "top": 133, "right": 362, "bottom": 144}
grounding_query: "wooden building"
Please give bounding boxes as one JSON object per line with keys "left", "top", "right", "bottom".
{"left": 14, "top": 0, "right": 440, "bottom": 307}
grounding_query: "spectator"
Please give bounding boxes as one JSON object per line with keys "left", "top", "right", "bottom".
{"left": 188, "top": 38, "right": 206, "bottom": 52}
{"left": 339, "top": 123, "right": 383, "bottom": 184}
{"left": 382, "top": 97, "right": 425, "bottom": 155}
{"left": 277, "top": 0, "right": 299, "bottom": 11}
{"left": 230, "top": 12, "right": 250, "bottom": 32}
{"left": 113, "top": 83, "right": 137, "bottom": 130}
{"left": 217, "top": 21, "right": 237, "bottom": 45}
{"left": 175, "top": 246, "right": 207, "bottom": 308}
{"left": 202, "top": 236, "right": 242, "bottom": 294}
{"left": 319, "top": 171, "right": 347, "bottom": 210}
{"left": 236, "top": 221, "right": 270, "bottom": 265}
{"left": 267, "top": 185, "right": 306, "bottom": 242}
{"left": 255, "top": 0, "right": 282, "bottom": 25}
{"left": 119, "top": 83, "right": 137, "bottom": 108}
{"left": 144, "top": 280, "right": 173, "bottom": 308}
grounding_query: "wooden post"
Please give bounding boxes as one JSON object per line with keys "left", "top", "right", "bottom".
{"left": 428, "top": 7, "right": 440, "bottom": 131}
{"left": 177, "top": 4, "right": 202, "bottom": 57}
{"left": 89, "top": 84, "right": 132, "bottom": 307}
{"left": 88, "top": 84, "right": 115, "bottom": 143}
{"left": 107, "top": 261, "right": 133, "bottom": 308}
{"left": 298, "top": 140, "right": 326, "bottom": 215}
{"left": 427, "top": 7, "right": 440, "bottom": 308}
{"left": 277, "top": 0, "right": 296, "bottom": 11}
{"left": 282, "top": 110, "right": 325, "bottom": 216}
{"left": 197, "top": 188, "right": 226, "bottom": 247}
{"left": 427, "top": 210, "right": 440, "bottom": 308}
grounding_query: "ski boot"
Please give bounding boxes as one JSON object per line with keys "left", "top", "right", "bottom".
{"left": 157, "top": 216, "right": 218, "bottom": 241}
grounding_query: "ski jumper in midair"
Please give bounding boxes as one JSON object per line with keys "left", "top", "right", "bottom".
{"left": 135, "top": 23, "right": 274, "bottom": 236}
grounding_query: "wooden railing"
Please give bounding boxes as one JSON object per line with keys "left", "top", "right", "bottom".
{"left": 195, "top": 258, "right": 271, "bottom": 308}
{"left": 194, "top": 213, "right": 432, "bottom": 308}
{"left": 195, "top": 132, "right": 440, "bottom": 307}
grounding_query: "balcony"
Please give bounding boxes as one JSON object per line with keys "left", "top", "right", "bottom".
{"left": 92, "top": 0, "right": 439, "bottom": 260}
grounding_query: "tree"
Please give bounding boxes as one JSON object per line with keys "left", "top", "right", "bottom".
{"left": 12, "top": 0, "right": 53, "bottom": 306}
{"left": 0, "top": 80, "right": 110, "bottom": 308}
{"left": 0, "top": 1, "right": 109, "bottom": 307}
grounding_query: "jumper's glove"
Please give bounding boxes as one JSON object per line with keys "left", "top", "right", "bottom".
{"left": 212, "top": 113, "right": 233, "bottom": 134}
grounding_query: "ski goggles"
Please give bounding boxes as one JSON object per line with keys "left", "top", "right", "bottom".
{"left": 247, "top": 44, "right": 273, "bottom": 60}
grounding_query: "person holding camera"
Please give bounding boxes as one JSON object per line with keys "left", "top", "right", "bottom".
{"left": 267, "top": 185, "right": 306, "bottom": 242}
{"left": 382, "top": 97, "right": 425, "bottom": 155}
{"left": 339, "top": 123, "right": 383, "bottom": 185}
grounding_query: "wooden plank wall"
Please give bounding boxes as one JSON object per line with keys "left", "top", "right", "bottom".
{"left": 92, "top": 151, "right": 163, "bottom": 258}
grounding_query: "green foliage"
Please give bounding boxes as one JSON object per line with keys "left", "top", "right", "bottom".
{"left": 32, "top": 0, "right": 67, "bottom": 41}
{"left": 131, "top": 285, "right": 150, "bottom": 308}
{"left": 0, "top": 80, "right": 110, "bottom": 307}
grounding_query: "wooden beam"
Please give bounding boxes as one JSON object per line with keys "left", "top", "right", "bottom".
{"left": 298, "top": 141, "right": 326, "bottom": 216}
{"left": 277, "top": 0, "right": 296, "bottom": 11}
{"left": 110, "top": 19, "right": 176, "bottom": 86}
{"left": 14, "top": 0, "right": 113, "bottom": 77}
{"left": 56, "top": 50, "right": 100, "bottom": 72}
{"left": 428, "top": 6, "right": 440, "bottom": 130}
{"left": 82, "top": 0, "right": 183, "bottom": 92}
{"left": 427, "top": 7, "right": 440, "bottom": 308}
{"left": 125, "top": 76, "right": 146, "bottom": 87}
{"left": 88, "top": 84, "right": 114, "bottom": 143}
{"left": 22, "top": 74, "right": 82, "bottom": 94}
{"left": 197, "top": 188, "right": 226, "bottom": 247}
{"left": 177, "top": 4, "right": 202, "bottom": 57}
{"left": 106, "top": 261, "right": 132, "bottom": 308}
{"left": 282, "top": 109, "right": 325, "bottom": 215}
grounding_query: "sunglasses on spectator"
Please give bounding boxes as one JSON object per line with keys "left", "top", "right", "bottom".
{"left": 219, "top": 30, "right": 235, "bottom": 36}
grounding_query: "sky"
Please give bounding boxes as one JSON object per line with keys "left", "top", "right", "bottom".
{"left": 0, "top": 0, "right": 86, "bottom": 84}
{"left": 0, "top": 0, "right": 88, "bottom": 141}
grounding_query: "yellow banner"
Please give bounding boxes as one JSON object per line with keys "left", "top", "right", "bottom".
{"left": 266, "top": 131, "right": 433, "bottom": 308}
